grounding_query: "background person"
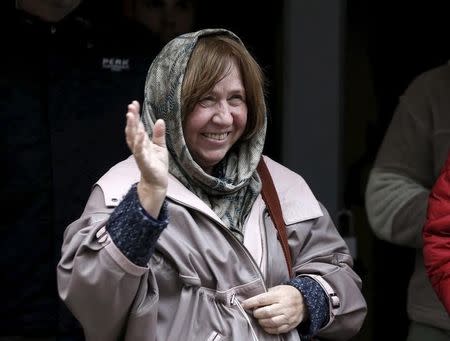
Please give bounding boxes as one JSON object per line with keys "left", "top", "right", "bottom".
{"left": 0, "top": 0, "right": 150, "bottom": 338}
{"left": 365, "top": 62, "right": 450, "bottom": 340}
{"left": 123, "top": 0, "right": 197, "bottom": 45}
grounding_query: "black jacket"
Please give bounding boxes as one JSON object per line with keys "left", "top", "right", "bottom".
{"left": 0, "top": 2, "right": 161, "bottom": 338}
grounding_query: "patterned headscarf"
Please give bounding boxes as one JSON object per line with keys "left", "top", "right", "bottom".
{"left": 141, "top": 29, "right": 266, "bottom": 240}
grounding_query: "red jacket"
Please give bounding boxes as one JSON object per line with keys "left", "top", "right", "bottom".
{"left": 423, "top": 152, "right": 450, "bottom": 314}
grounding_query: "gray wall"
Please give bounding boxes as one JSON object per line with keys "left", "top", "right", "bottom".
{"left": 282, "top": 0, "right": 346, "bottom": 223}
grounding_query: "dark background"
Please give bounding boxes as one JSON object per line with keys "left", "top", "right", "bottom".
{"left": 3, "top": 0, "right": 450, "bottom": 340}
{"left": 345, "top": 2, "right": 450, "bottom": 340}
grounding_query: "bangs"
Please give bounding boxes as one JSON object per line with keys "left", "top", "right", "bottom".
{"left": 182, "top": 37, "right": 238, "bottom": 119}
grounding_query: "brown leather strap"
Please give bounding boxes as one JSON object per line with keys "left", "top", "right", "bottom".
{"left": 257, "top": 158, "right": 294, "bottom": 278}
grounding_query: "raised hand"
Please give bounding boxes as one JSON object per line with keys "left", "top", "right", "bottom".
{"left": 241, "top": 285, "right": 308, "bottom": 335}
{"left": 125, "top": 100, "right": 168, "bottom": 218}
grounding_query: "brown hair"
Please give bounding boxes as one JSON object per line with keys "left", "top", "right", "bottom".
{"left": 181, "top": 34, "right": 266, "bottom": 140}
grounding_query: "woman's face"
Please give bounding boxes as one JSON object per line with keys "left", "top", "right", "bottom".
{"left": 183, "top": 60, "right": 248, "bottom": 175}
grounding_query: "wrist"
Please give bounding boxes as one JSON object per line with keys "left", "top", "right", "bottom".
{"left": 137, "top": 181, "right": 166, "bottom": 218}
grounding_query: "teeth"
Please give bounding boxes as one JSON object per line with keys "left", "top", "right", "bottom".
{"left": 203, "top": 133, "right": 228, "bottom": 140}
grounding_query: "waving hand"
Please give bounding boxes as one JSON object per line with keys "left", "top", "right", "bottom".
{"left": 125, "top": 100, "right": 168, "bottom": 218}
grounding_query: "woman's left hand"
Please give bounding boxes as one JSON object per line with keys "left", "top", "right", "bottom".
{"left": 241, "top": 285, "right": 308, "bottom": 334}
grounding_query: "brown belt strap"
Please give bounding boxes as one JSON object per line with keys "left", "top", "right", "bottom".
{"left": 257, "top": 158, "right": 294, "bottom": 278}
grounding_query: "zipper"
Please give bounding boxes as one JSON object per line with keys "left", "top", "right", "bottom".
{"left": 170, "top": 198, "right": 284, "bottom": 341}
{"left": 206, "top": 331, "right": 223, "bottom": 341}
{"left": 230, "top": 293, "right": 260, "bottom": 341}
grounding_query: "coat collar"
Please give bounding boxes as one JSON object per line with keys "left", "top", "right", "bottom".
{"left": 96, "top": 155, "right": 323, "bottom": 227}
{"left": 96, "top": 155, "right": 225, "bottom": 226}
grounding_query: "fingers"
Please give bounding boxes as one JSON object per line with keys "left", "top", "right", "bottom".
{"left": 133, "top": 128, "right": 149, "bottom": 161}
{"left": 253, "top": 303, "right": 283, "bottom": 319}
{"left": 264, "top": 324, "right": 291, "bottom": 335}
{"left": 241, "top": 291, "right": 277, "bottom": 310}
{"left": 152, "top": 119, "right": 166, "bottom": 148}
{"left": 251, "top": 304, "right": 296, "bottom": 335}
{"left": 127, "top": 101, "right": 140, "bottom": 125}
{"left": 256, "top": 309, "right": 288, "bottom": 326}
{"left": 241, "top": 285, "right": 306, "bottom": 335}
{"left": 125, "top": 101, "right": 141, "bottom": 151}
{"left": 242, "top": 292, "right": 291, "bottom": 335}
{"left": 125, "top": 101, "right": 161, "bottom": 155}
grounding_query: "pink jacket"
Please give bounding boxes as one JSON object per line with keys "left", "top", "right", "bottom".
{"left": 57, "top": 155, "right": 367, "bottom": 340}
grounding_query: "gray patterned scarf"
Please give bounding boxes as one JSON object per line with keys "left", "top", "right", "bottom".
{"left": 141, "top": 29, "right": 266, "bottom": 240}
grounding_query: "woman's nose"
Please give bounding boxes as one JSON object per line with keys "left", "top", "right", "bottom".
{"left": 212, "top": 103, "right": 233, "bottom": 125}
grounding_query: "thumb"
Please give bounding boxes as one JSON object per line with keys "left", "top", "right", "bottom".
{"left": 152, "top": 119, "right": 166, "bottom": 148}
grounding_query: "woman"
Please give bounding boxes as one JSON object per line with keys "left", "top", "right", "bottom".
{"left": 57, "top": 28, "right": 366, "bottom": 340}
{"left": 423, "top": 151, "right": 450, "bottom": 314}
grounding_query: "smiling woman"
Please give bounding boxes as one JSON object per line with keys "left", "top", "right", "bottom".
{"left": 182, "top": 37, "right": 256, "bottom": 174}
{"left": 57, "top": 28, "right": 367, "bottom": 341}
{"left": 182, "top": 59, "right": 248, "bottom": 174}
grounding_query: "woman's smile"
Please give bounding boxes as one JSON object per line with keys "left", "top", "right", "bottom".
{"left": 202, "top": 132, "right": 230, "bottom": 141}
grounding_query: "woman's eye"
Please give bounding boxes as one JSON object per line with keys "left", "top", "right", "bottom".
{"left": 199, "top": 97, "right": 215, "bottom": 107}
{"left": 228, "top": 95, "right": 245, "bottom": 106}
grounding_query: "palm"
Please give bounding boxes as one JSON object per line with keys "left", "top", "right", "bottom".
{"left": 125, "top": 101, "right": 168, "bottom": 195}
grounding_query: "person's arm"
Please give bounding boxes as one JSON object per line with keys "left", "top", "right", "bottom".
{"left": 57, "top": 184, "right": 167, "bottom": 340}
{"left": 287, "top": 276, "right": 329, "bottom": 339}
{"left": 365, "top": 73, "right": 434, "bottom": 248}
{"left": 365, "top": 169, "right": 429, "bottom": 247}
{"left": 106, "top": 100, "right": 169, "bottom": 265}
{"left": 423, "top": 152, "right": 450, "bottom": 313}
{"left": 57, "top": 101, "right": 169, "bottom": 340}
{"left": 106, "top": 183, "right": 168, "bottom": 266}
{"left": 290, "top": 204, "right": 367, "bottom": 341}
{"left": 242, "top": 203, "right": 366, "bottom": 340}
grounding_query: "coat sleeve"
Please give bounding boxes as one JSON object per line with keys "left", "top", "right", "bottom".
{"left": 365, "top": 71, "right": 435, "bottom": 248}
{"left": 289, "top": 203, "right": 367, "bottom": 341}
{"left": 262, "top": 156, "right": 367, "bottom": 339}
{"left": 423, "top": 152, "right": 450, "bottom": 314}
{"left": 57, "top": 186, "right": 159, "bottom": 341}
